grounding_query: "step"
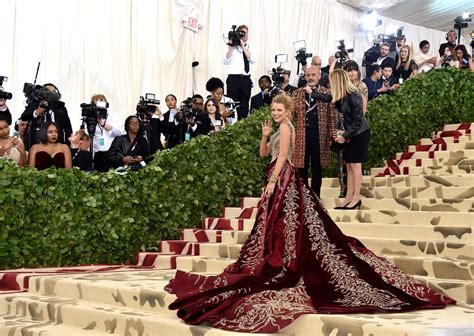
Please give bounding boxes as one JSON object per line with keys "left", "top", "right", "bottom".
{"left": 371, "top": 163, "right": 473, "bottom": 177}
{"left": 224, "top": 200, "right": 474, "bottom": 221}
{"left": 202, "top": 217, "right": 255, "bottom": 231}
{"left": 159, "top": 241, "right": 243, "bottom": 259}
{"left": 0, "top": 293, "right": 280, "bottom": 336}
{"left": 181, "top": 228, "right": 249, "bottom": 244}
{"left": 0, "top": 265, "right": 147, "bottom": 292}
{"left": 359, "top": 237, "right": 473, "bottom": 260}
{"left": 412, "top": 275, "right": 473, "bottom": 305}
{"left": 332, "top": 209, "right": 473, "bottom": 227}
{"left": 321, "top": 198, "right": 474, "bottom": 212}
{"left": 418, "top": 134, "right": 472, "bottom": 145}
{"left": 396, "top": 148, "right": 474, "bottom": 160}
{"left": 242, "top": 186, "right": 474, "bottom": 207}
{"left": 139, "top": 252, "right": 474, "bottom": 283}
{"left": 338, "top": 223, "right": 471, "bottom": 243}
{"left": 383, "top": 155, "right": 473, "bottom": 169}
{"left": 442, "top": 123, "right": 474, "bottom": 131}
{"left": 280, "top": 305, "right": 473, "bottom": 336}
{"left": 0, "top": 315, "right": 114, "bottom": 336}
{"left": 385, "top": 255, "right": 474, "bottom": 281}
{"left": 29, "top": 270, "right": 177, "bottom": 314}
{"left": 321, "top": 174, "right": 474, "bottom": 188}
{"left": 407, "top": 141, "right": 474, "bottom": 152}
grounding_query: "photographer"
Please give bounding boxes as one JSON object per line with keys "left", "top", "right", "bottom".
{"left": 437, "top": 46, "right": 460, "bottom": 68}
{"left": 107, "top": 115, "right": 149, "bottom": 170}
{"left": 281, "top": 69, "right": 297, "bottom": 95}
{"left": 21, "top": 83, "right": 72, "bottom": 151}
{"left": 190, "top": 94, "right": 212, "bottom": 135}
{"left": 69, "top": 129, "right": 92, "bottom": 171}
{"left": 250, "top": 75, "right": 272, "bottom": 112}
{"left": 87, "top": 94, "right": 122, "bottom": 172}
{"left": 438, "top": 30, "right": 457, "bottom": 57}
{"left": 224, "top": 24, "right": 256, "bottom": 120}
{"left": 376, "top": 43, "right": 396, "bottom": 70}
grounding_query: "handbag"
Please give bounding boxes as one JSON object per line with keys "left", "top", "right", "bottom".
{"left": 330, "top": 112, "right": 347, "bottom": 153}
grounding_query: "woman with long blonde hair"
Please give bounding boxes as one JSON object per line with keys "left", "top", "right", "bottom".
{"left": 395, "top": 45, "right": 418, "bottom": 82}
{"left": 330, "top": 69, "right": 371, "bottom": 209}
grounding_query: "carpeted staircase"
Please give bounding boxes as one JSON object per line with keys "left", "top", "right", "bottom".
{"left": 0, "top": 123, "right": 472, "bottom": 335}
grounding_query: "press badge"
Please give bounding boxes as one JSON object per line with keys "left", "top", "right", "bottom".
{"left": 185, "top": 133, "right": 191, "bottom": 142}
{"left": 98, "top": 137, "right": 105, "bottom": 147}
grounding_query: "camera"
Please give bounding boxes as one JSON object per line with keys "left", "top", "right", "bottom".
{"left": 335, "top": 40, "right": 353, "bottom": 64}
{"left": 227, "top": 25, "right": 245, "bottom": 47}
{"left": 295, "top": 48, "right": 312, "bottom": 67}
{"left": 362, "top": 27, "right": 402, "bottom": 67}
{"left": 178, "top": 97, "right": 198, "bottom": 120}
{"left": 0, "top": 76, "right": 13, "bottom": 100}
{"left": 80, "top": 100, "right": 109, "bottom": 136}
{"left": 454, "top": 15, "right": 471, "bottom": 30}
{"left": 136, "top": 93, "right": 160, "bottom": 123}
{"left": 23, "top": 83, "right": 61, "bottom": 106}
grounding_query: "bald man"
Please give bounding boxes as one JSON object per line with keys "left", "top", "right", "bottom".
{"left": 292, "top": 65, "right": 337, "bottom": 197}
{"left": 298, "top": 55, "right": 329, "bottom": 88}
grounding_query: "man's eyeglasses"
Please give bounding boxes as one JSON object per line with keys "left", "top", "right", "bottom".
{"left": 129, "top": 121, "right": 140, "bottom": 126}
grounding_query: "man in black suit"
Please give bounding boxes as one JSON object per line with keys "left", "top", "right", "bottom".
{"left": 21, "top": 83, "right": 72, "bottom": 151}
{"left": 250, "top": 75, "right": 272, "bottom": 112}
{"left": 438, "top": 30, "right": 457, "bottom": 57}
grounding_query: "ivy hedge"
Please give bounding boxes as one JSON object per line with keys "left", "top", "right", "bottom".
{"left": 0, "top": 68, "right": 472, "bottom": 270}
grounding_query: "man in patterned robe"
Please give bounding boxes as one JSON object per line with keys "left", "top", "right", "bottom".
{"left": 292, "top": 65, "right": 337, "bottom": 197}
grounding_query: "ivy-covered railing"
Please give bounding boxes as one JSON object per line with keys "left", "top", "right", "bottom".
{"left": 0, "top": 68, "right": 472, "bottom": 270}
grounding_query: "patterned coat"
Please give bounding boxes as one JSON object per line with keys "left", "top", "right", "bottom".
{"left": 291, "top": 86, "right": 337, "bottom": 168}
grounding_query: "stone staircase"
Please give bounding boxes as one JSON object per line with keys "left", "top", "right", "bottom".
{"left": 0, "top": 123, "right": 472, "bottom": 335}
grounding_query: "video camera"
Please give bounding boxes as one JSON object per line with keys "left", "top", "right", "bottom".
{"left": 178, "top": 97, "right": 198, "bottom": 120}
{"left": 335, "top": 40, "right": 353, "bottom": 64}
{"left": 362, "top": 27, "right": 403, "bottom": 67}
{"left": 0, "top": 76, "right": 13, "bottom": 100}
{"left": 23, "top": 83, "right": 61, "bottom": 107}
{"left": 80, "top": 100, "right": 109, "bottom": 136}
{"left": 295, "top": 48, "right": 312, "bottom": 67}
{"left": 227, "top": 25, "right": 245, "bottom": 47}
{"left": 136, "top": 93, "right": 160, "bottom": 123}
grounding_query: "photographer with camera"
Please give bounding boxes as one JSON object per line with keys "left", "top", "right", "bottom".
{"left": 205, "top": 77, "right": 238, "bottom": 125}
{"left": 439, "top": 30, "right": 457, "bottom": 57}
{"left": 83, "top": 94, "right": 122, "bottom": 172}
{"left": 224, "top": 24, "right": 256, "bottom": 120}
{"left": 250, "top": 75, "right": 272, "bottom": 112}
{"left": 21, "top": 83, "right": 72, "bottom": 151}
{"left": 280, "top": 69, "right": 297, "bottom": 95}
{"left": 134, "top": 93, "right": 163, "bottom": 155}
{"left": 107, "top": 115, "right": 149, "bottom": 170}
{"left": 376, "top": 43, "right": 396, "bottom": 70}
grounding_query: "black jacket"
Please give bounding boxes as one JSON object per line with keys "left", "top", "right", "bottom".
{"left": 21, "top": 101, "right": 73, "bottom": 151}
{"left": 106, "top": 134, "right": 150, "bottom": 168}
{"left": 163, "top": 110, "right": 211, "bottom": 148}
{"left": 148, "top": 118, "right": 165, "bottom": 155}
{"left": 250, "top": 92, "right": 272, "bottom": 112}
{"left": 335, "top": 92, "right": 370, "bottom": 139}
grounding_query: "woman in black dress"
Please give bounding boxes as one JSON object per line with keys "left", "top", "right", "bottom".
{"left": 395, "top": 45, "right": 418, "bottom": 82}
{"left": 330, "top": 69, "right": 370, "bottom": 209}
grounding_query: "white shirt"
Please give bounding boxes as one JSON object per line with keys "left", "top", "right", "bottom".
{"left": 220, "top": 96, "right": 238, "bottom": 125}
{"left": 92, "top": 111, "right": 122, "bottom": 153}
{"left": 414, "top": 52, "right": 435, "bottom": 73}
{"left": 223, "top": 45, "right": 257, "bottom": 75}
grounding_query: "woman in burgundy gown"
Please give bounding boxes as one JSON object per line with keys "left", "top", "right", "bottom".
{"left": 28, "top": 122, "right": 72, "bottom": 170}
{"left": 166, "top": 94, "right": 454, "bottom": 333}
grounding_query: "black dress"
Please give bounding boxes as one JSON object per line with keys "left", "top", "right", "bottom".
{"left": 335, "top": 92, "right": 370, "bottom": 163}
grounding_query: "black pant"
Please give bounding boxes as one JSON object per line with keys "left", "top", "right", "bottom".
{"left": 94, "top": 151, "right": 110, "bottom": 172}
{"left": 226, "top": 75, "right": 252, "bottom": 120}
{"left": 298, "top": 128, "right": 322, "bottom": 197}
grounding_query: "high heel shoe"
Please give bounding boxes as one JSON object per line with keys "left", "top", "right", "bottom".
{"left": 342, "top": 200, "right": 362, "bottom": 210}
{"left": 335, "top": 200, "right": 351, "bottom": 209}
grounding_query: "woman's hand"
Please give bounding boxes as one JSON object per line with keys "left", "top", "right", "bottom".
{"left": 265, "top": 182, "right": 276, "bottom": 197}
{"left": 12, "top": 138, "right": 25, "bottom": 153}
{"left": 332, "top": 130, "right": 345, "bottom": 143}
{"left": 261, "top": 120, "right": 272, "bottom": 138}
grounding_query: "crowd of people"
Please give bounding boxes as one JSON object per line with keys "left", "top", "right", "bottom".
{"left": 0, "top": 25, "right": 471, "bottom": 180}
